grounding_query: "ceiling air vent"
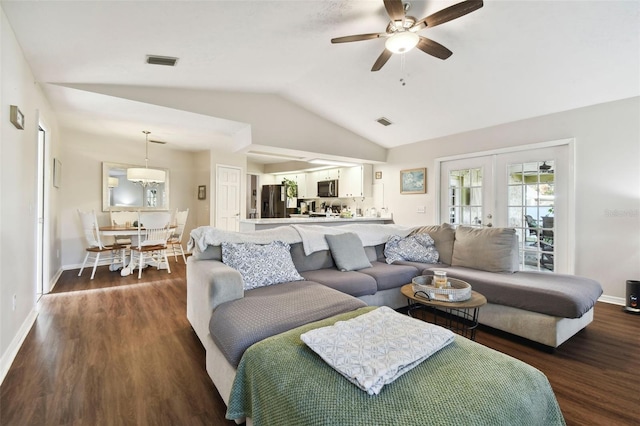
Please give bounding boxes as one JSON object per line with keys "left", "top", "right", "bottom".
{"left": 146, "top": 55, "right": 179, "bottom": 66}
{"left": 376, "top": 117, "right": 393, "bottom": 126}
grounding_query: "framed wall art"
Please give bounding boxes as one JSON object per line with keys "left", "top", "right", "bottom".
{"left": 10, "top": 105, "right": 24, "bottom": 130}
{"left": 400, "top": 168, "right": 426, "bottom": 194}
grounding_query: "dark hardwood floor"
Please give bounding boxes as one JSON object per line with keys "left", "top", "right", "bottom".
{"left": 0, "top": 261, "right": 234, "bottom": 426}
{"left": 1, "top": 261, "right": 638, "bottom": 425}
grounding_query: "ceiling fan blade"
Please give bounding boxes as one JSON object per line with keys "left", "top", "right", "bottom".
{"left": 416, "top": 36, "right": 453, "bottom": 60}
{"left": 371, "top": 49, "right": 393, "bottom": 72}
{"left": 383, "top": 0, "right": 405, "bottom": 22}
{"left": 417, "top": 0, "right": 483, "bottom": 29}
{"left": 331, "top": 33, "right": 384, "bottom": 43}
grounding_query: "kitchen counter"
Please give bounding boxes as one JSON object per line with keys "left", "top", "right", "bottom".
{"left": 239, "top": 216, "right": 393, "bottom": 232}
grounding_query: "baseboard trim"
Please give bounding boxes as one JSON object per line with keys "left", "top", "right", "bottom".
{"left": 48, "top": 267, "right": 63, "bottom": 293}
{"left": 63, "top": 261, "right": 112, "bottom": 271}
{"left": 599, "top": 295, "right": 625, "bottom": 306}
{"left": 0, "top": 308, "right": 38, "bottom": 385}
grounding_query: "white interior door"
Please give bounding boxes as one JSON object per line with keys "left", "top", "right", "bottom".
{"left": 216, "top": 165, "right": 241, "bottom": 231}
{"left": 439, "top": 143, "right": 572, "bottom": 273}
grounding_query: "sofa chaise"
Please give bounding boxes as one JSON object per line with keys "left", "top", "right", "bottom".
{"left": 186, "top": 222, "right": 602, "bottom": 411}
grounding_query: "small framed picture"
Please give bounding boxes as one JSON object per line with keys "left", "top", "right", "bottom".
{"left": 400, "top": 168, "right": 426, "bottom": 194}
{"left": 198, "top": 185, "right": 206, "bottom": 200}
{"left": 10, "top": 105, "right": 24, "bottom": 130}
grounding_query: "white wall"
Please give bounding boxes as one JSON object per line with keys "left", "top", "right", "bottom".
{"left": 194, "top": 150, "right": 211, "bottom": 228}
{"left": 58, "top": 84, "right": 388, "bottom": 164}
{"left": 377, "top": 97, "right": 640, "bottom": 300}
{"left": 1, "top": 9, "right": 61, "bottom": 379}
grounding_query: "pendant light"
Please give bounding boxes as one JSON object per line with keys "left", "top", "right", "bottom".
{"left": 127, "top": 130, "right": 166, "bottom": 186}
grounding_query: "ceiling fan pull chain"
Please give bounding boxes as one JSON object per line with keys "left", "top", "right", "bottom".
{"left": 400, "top": 53, "right": 407, "bottom": 86}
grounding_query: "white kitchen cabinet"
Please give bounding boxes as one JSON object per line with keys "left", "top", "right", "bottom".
{"left": 280, "top": 173, "right": 308, "bottom": 199}
{"left": 314, "top": 168, "right": 340, "bottom": 181}
{"left": 269, "top": 166, "right": 372, "bottom": 199}
{"left": 295, "top": 173, "right": 308, "bottom": 199}
{"left": 338, "top": 164, "right": 373, "bottom": 198}
{"left": 305, "top": 173, "right": 316, "bottom": 198}
{"left": 308, "top": 169, "right": 339, "bottom": 198}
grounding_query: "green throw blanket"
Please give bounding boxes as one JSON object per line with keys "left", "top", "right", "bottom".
{"left": 227, "top": 307, "right": 566, "bottom": 426}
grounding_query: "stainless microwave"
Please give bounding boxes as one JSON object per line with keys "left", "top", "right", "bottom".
{"left": 317, "top": 179, "right": 338, "bottom": 197}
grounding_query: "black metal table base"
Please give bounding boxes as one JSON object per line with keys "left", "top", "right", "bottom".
{"left": 406, "top": 301, "right": 481, "bottom": 340}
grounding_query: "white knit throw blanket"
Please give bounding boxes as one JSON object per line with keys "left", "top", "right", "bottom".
{"left": 188, "top": 223, "right": 415, "bottom": 255}
{"left": 291, "top": 223, "right": 414, "bottom": 255}
{"left": 301, "top": 306, "right": 455, "bottom": 395}
{"left": 187, "top": 225, "right": 302, "bottom": 253}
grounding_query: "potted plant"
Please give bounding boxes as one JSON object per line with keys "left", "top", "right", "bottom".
{"left": 282, "top": 178, "right": 298, "bottom": 198}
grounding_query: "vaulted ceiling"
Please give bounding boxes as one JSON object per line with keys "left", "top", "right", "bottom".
{"left": 3, "top": 0, "right": 639, "bottom": 164}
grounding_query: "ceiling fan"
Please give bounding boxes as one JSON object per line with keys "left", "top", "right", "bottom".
{"left": 331, "top": 0, "right": 483, "bottom": 71}
{"left": 539, "top": 161, "right": 554, "bottom": 173}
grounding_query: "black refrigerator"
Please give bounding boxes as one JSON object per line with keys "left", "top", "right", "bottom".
{"left": 261, "top": 184, "right": 286, "bottom": 218}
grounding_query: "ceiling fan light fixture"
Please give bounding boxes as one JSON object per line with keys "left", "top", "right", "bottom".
{"left": 385, "top": 31, "right": 419, "bottom": 54}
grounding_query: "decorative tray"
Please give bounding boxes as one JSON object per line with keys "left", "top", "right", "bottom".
{"left": 411, "top": 275, "right": 472, "bottom": 302}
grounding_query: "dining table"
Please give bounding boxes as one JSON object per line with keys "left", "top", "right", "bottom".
{"left": 99, "top": 225, "right": 176, "bottom": 276}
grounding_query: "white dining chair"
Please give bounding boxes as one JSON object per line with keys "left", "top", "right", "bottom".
{"left": 167, "top": 208, "right": 189, "bottom": 263}
{"left": 78, "top": 209, "right": 126, "bottom": 279}
{"left": 129, "top": 211, "right": 172, "bottom": 279}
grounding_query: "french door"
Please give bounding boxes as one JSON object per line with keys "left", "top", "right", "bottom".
{"left": 439, "top": 143, "right": 572, "bottom": 273}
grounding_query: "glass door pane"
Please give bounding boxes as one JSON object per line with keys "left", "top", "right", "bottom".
{"left": 495, "top": 144, "right": 570, "bottom": 273}
{"left": 440, "top": 156, "right": 494, "bottom": 228}
{"left": 448, "top": 168, "right": 483, "bottom": 225}
{"left": 507, "top": 160, "right": 556, "bottom": 272}
{"left": 441, "top": 143, "right": 571, "bottom": 274}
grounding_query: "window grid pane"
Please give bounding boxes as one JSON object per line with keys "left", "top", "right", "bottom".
{"left": 448, "top": 167, "right": 483, "bottom": 226}
{"left": 507, "top": 160, "right": 555, "bottom": 272}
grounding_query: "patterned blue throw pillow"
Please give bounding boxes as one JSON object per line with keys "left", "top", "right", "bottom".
{"left": 384, "top": 233, "right": 440, "bottom": 264}
{"left": 222, "top": 241, "right": 304, "bottom": 290}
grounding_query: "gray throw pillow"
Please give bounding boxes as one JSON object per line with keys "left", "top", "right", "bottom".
{"left": 325, "top": 233, "right": 372, "bottom": 272}
{"left": 409, "top": 223, "right": 455, "bottom": 265}
{"left": 222, "top": 241, "right": 304, "bottom": 290}
{"left": 451, "top": 226, "right": 517, "bottom": 273}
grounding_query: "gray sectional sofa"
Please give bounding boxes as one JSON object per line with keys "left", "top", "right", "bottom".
{"left": 186, "top": 223, "right": 602, "bottom": 406}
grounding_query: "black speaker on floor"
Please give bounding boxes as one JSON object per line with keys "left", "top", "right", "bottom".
{"left": 624, "top": 280, "right": 640, "bottom": 314}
